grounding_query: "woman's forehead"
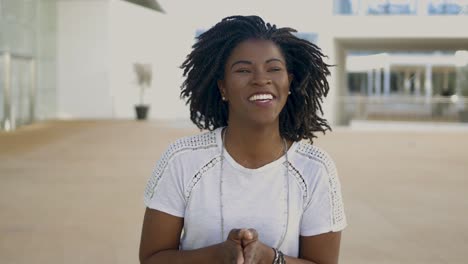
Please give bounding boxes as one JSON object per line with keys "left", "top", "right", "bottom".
{"left": 226, "top": 39, "right": 285, "bottom": 63}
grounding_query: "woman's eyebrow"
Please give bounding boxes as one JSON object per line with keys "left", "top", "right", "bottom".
{"left": 230, "top": 60, "right": 252, "bottom": 69}
{"left": 266, "top": 58, "right": 284, "bottom": 64}
{"left": 231, "top": 58, "right": 284, "bottom": 69}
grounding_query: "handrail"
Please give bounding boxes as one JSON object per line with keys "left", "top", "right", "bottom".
{"left": 338, "top": 94, "right": 468, "bottom": 123}
{"left": 339, "top": 95, "right": 468, "bottom": 103}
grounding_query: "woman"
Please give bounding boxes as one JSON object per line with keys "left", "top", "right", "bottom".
{"left": 139, "top": 15, "right": 347, "bottom": 264}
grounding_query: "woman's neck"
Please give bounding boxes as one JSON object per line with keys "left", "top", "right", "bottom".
{"left": 223, "top": 123, "right": 287, "bottom": 169}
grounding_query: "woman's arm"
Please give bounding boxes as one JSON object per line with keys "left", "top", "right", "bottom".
{"left": 139, "top": 208, "right": 244, "bottom": 264}
{"left": 139, "top": 208, "right": 342, "bottom": 264}
{"left": 294, "top": 231, "right": 342, "bottom": 264}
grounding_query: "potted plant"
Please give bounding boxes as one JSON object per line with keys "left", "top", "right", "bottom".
{"left": 134, "top": 63, "right": 152, "bottom": 120}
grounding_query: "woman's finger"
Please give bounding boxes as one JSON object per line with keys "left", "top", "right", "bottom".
{"left": 246, "top": 228, "right": 258, "bottom": 240}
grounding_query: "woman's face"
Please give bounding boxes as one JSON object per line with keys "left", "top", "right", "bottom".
{"left": 218, "top": 39, "right": 292, "bottom": 127}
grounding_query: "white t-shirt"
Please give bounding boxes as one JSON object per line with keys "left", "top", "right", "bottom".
{"left": 144, "top": 127, "right": 347, "bottom": 257}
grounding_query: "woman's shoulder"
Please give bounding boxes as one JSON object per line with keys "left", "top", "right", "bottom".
{"left": 291, "top": 141, "right": 337, "bottom": 174}
{"left": 168, "top": 130, "right": 219, "bottom": 152}
{"left": 160, "top": 129, "right": 221, "bottom": 163}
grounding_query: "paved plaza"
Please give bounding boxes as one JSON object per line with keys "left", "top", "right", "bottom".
{"left": 1, "top": 120, "right": 467, "bottom": 264}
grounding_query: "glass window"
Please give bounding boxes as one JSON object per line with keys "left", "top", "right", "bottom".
{"left": 366, "top": 0, "right": 416, "bottom": 15}
{"left": 348, "top": 72, "right": 368, "bottom": 94}
{"left": 428, "top": 0, "right": 468, "bottom": 15}
{"left": 334, "top": 0, "right": 361, "bottom": 15}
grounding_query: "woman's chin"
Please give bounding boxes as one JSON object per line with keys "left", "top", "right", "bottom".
{"left": 246, "top": 115, "right": 280, "bottom": 127}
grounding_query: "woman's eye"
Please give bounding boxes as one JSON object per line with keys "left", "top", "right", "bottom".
{"left": 269, "top": 67, "right": 282, "bottom": 72}
{"left": 235, "top": 69, "right": 250, "bottom": 73}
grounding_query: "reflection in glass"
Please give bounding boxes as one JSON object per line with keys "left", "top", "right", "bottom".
{"left": 428, "top": 0, "right": 468, "bottom": 15}
{"left": 366, "top": 0, "right": 415, "bottom": 15}
{"left": 334, "top": 0, "right": 468, "bottom": 15}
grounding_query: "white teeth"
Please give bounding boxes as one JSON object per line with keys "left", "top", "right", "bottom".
{"left": 249, "top": 93, "right": 273, "bottom": 101}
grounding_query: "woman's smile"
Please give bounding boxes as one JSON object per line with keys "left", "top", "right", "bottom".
{"left": 248, "top": 92, "right": 276, "bottom": 108}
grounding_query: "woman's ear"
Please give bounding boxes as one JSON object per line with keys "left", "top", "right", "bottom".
{"left": 217, "top": 80, "right": 227, "bottom": 101}
{"left": 288, "top": 74, "right": 294, "bottom": 86}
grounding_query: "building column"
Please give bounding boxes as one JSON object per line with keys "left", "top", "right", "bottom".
{"left": 404, "top": 70, "right": 411, "bottom": 95}
{"left": 2, "top": 52, "right": 13, "bottom": 131}
{"left": 443, "top": 68, "right": 449, "bottom": 93}
{"left": 367, "top": 69, "right": 374, "bottom": 96}
{"left": 425, "top": 64, "right": 433, "bottom": 102}
{"left": 384, "top": 64, "right": 391, "bottom": 96}
{"left": 414, "top": 69, "right": 421, "bottom": 96}
{"left": 417, "top": 0, "right": 429, "bottom": 15}
{"left": 375, "top": 68, "right": 381, "bottom": 96}
{"left": 359, "top": 0, "right": 368, "bottom": 15}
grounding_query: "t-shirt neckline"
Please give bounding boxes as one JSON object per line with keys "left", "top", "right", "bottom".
{"left": 215, "top": 127, "right": 297, "bottom": 174}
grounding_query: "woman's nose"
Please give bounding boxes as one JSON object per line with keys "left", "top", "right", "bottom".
{"left": 252, "top": 71, "right": 272, "bottom": 86}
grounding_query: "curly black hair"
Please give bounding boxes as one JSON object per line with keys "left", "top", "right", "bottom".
{"left": 180, "top": 15, "right": 331, "bottom": 143}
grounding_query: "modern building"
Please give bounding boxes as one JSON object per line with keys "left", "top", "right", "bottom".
{"left": 2, "top": 0, "right": 468, "bottom": 131}
{"left": 321, "top": 0, "right": 468, "bottom": 124}
{"left": 345, "top": 51, "right": 468, "bottom": 121}
{"left": 1, "top": 0, "right": 173, "bottom": 131}
{"left": 1, "top": 0, "right": 57, "bottom": 130}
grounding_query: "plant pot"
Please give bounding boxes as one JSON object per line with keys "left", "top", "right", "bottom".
{"left": 135, "top": 105, "right": 150, "bottom": 120}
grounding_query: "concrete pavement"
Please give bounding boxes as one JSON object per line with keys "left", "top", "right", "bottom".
{"left": 1, "top": 120, "right": 467, "bottom": 264}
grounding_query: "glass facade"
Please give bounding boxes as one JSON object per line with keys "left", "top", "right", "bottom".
{"left": 428, "top": 0, "right": 468, "bottom": 14}
{"left": 367, "top": 0, "right": 417, "bottom": 15}
{"left": 335, "top": 0, "right": 468, "bottom": 15}
{"left": 0, "top": 0, "right": 56, "bottom": 130}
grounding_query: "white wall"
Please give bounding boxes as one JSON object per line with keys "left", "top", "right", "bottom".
{"left": 324, "top": 16, "right": 468, "bottom": 39}
{"left": 143, "top": 0, "right": 334, "bottom": 121}
{"left": 54, "top": 0, "right": 468, "bottom": 124}
{"left": 36, "top": 0, "right": 58, "bottom": 121}
{"left": 107, "top": 0, "right": 332, "bottom": 120}
{"left": 57, "top": 0, "right": 468, "bottom": 125}
{"left": 158, "top": 0, "right": 331, "bottom": 31}
{"left": 57, "top": 0, "right": 112, "bottom": 119}
{"left": 55, "top": 0, "right": 336, "bottom": 121}
{"left": 108, "top": 0, "right": 190, "bottom": 119}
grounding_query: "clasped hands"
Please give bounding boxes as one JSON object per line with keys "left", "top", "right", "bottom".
{"left": 221, "top": 228, "right": 273, "bottom": 264}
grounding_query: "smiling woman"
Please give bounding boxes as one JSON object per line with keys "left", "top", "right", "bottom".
{"left": 139, "top": 15, "right": 347, "bottom": 264}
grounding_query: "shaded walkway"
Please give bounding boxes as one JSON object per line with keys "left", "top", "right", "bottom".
{"left": 1, "top": 120, "right": 467, "bottom": 263}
